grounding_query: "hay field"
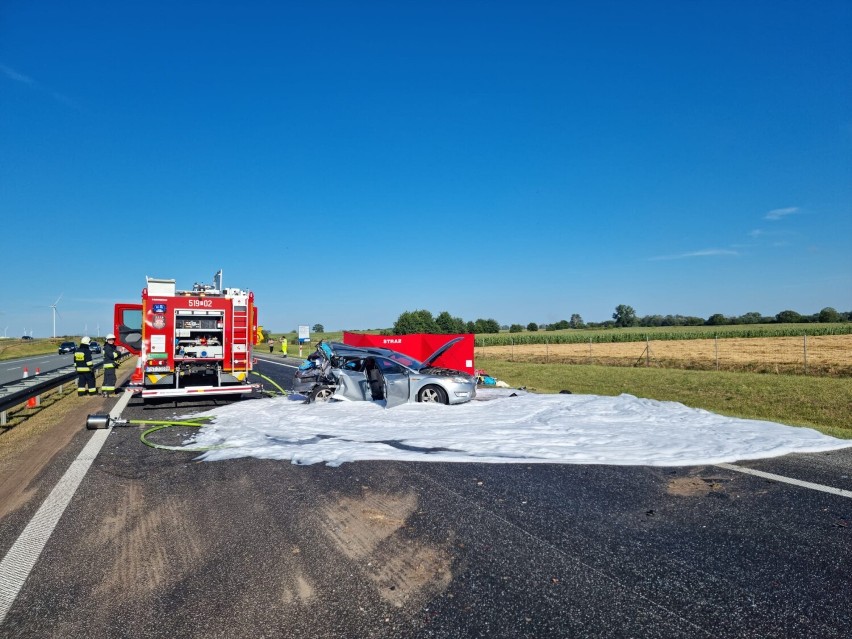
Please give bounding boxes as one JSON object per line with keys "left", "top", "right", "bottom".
{"left": 476, "top": 334, "right": 852, "bottom": 376}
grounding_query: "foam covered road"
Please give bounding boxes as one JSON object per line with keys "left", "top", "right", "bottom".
{"left": 1, "top": 358, "right": 850, "bottom": 638}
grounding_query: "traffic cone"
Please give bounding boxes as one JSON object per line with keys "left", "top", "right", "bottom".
{"left": 35, "top": 368, "right": 40, "bottom": 375}
{"left": 130, "top": 356, "right": 144, "bottom": 385}
{"left": 23, "top": 367, "right": 28, "bottom": 378}
{"left": 27, "top": 396, "right": 37, "bottom": 408}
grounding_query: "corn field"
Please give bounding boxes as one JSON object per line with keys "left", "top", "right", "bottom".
{"left": 476, "top": 323, "right": 852, "bottom": 347}
{"left": 476, "top": 334, "right": 852, "bottom": 377}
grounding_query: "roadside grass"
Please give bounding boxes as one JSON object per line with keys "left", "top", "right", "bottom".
{"left": 0, "top": 338, "right": 79, "bottom": 361}
{"left": 477, "top": 357, "right": 852, "bottom": 439}
{"left": 0, "top": 383, "right": 84, "bottom": 460}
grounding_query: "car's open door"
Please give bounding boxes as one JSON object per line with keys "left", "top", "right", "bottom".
{"left": 333, "top": 369, "right": 371, "bottom": 401}
{"left": 376, "top": 357, "right": 410, "bottom": 408}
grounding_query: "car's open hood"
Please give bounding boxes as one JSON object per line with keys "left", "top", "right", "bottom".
{"left": 420, "top": 337, "right": 463, "bottom": 370}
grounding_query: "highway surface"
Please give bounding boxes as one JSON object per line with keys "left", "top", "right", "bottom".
{"left": 0, "top": 352, "right": 103, "bottom": 385}
{"left": 0, "top": 354, "right": 849, "bottom": 637}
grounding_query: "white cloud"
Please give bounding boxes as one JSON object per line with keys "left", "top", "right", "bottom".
{"left": 749, "top": 228, "right": 796, "bottom": 240}
{"left": 765, "top": 207, "right": 799, "bottom": 221}
{"left": 649, "top": 248, "right": 738, "bottom": 261}
{"left": 0, "top": 64, "right": 34, "bottom": 85}
{"left": 0, "top": 62, "right": 79, "bottom": 109}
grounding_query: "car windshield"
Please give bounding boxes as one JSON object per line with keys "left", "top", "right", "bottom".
{"left": 331, "top": 344, "right": 423, "bottom": 369}
{"left": 61, "top": 342, "right": 74, "bottom": 347}
{"left": 385, "top": 352, "right": 422, "bottom": 369}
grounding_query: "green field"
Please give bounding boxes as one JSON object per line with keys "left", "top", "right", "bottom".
{"left": 0, "top": 338, "right": 80, "bottom": 361}
{"left": 476, "top": 322, "right": 852, "bottom": 346}
{"left": 477, "top": 357, "right": 852, "bottom": 439}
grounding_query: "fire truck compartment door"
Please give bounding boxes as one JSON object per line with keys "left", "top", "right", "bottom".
{"left": 114, "top": 304, "right": 143, "bottom": 355}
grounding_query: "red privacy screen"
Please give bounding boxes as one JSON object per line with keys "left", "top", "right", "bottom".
{"left": 342, "top": 333, "right": 475, "bottom": 375}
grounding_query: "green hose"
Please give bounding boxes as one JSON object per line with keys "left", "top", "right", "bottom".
{"left": 250, "top": 370, "right": 290, "bottom": 396}
{"left": 133, "top": 418, "right": 213, "bottom": 426}
{"left": 136, "top": 417, "right": 226, "bottom": 452}
{"left": 136, "top": 370, "right": 291, "bottom": 452}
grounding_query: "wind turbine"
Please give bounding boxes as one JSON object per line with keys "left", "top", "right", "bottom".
{"left": 50, "top": 294, "right": 63, "bottom": 338}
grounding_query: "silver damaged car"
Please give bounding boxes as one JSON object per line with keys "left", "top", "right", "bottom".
{"left": 293, "top": 338, "right": 476, "bottom": 407}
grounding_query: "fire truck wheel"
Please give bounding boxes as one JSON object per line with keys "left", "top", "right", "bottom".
{"left": 309, "top": 385, "right": 334, "bottom": 403}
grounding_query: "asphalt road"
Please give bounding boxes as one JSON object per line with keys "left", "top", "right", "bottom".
{"left": 1, "top": 355, "right": 850, "bottom": 638}
{"left": 0, "top": 352, "right": 102, "bottom": 385}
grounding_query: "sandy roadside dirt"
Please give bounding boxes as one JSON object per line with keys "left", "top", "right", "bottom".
{"left": 0, "top": 368, "right": 133, "bottom": 520}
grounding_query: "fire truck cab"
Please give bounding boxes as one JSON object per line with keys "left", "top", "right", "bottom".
{"left": 114, "top": 272, "right": 261, "bottom": 400}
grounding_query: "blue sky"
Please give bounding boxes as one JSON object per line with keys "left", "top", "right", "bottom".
{"left": 1, "top": 0, "right": 850, "bottom": 336}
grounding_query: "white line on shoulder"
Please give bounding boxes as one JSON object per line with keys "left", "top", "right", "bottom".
{"left": 254, "top": 356, "right": 300, "bottom": 369}
{"left": 716, "top": 463, "right": 852, "bottom": 499}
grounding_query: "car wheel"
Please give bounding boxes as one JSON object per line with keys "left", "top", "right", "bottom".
{"left": 417, "top": 385, "right": 448, "bottom": 404}
{"left": 309, "top": 385, "right": 334, "bottom": 403}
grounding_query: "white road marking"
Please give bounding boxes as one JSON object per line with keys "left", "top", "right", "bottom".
{"left": 716, "top": 463, "right": 852, "bottom": 499}
{"left": 0, "top": 391, "right": 133, "bottom": 623}
{"left": 254, "top": 356, "right": 299, "bottom": 369}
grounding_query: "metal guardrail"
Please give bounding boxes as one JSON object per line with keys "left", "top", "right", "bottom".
{"left": 0, "top": 360, "right": 112, "bottom": 425}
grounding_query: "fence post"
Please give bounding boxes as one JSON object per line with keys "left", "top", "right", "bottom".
{"left": 803, "top": 334, "right": 808, "bottom": 374}
{"left": 714, "top": 334, "right": 719, "bottom": 371}
{"left": 511, "top": 337, "right": 514, "bottom": 362}
{"left": 646, "top": 336, "right": 650, "bottom": 366}
{"left": 589, "top": 337, "right": 592, "bottom": 364}
{"left": 546, "top": 340, "right": 548, "bottom": 363}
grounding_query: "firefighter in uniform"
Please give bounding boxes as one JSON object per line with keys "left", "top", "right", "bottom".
{"left": 74, "top": 336, "right": 97, "bottom": 397}
{"left": 101, "top": 333, "right": 120, "bottom": 396}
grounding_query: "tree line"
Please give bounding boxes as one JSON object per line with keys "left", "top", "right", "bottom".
{"left": 606, "top": 305, "right": 850, "bottom": 329}
{"left": 392, "top": 310, "right": 501, "bottom": 335}
{"left": 391, "top": 306, "right": 850, "bottom": 335}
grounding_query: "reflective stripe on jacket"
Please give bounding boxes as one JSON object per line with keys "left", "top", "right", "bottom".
{"left": 74, "top": 346, "right": 94, "bottom": 372}
{"left": 103, "top": 343, "right": 119, "bottom": 368}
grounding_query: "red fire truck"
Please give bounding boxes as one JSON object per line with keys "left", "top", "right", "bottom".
{"left": 113, "top": 271, "right": 262, "bottom": 400}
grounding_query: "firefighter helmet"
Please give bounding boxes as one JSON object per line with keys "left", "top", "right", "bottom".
{"left": 80, "top": 336, "right": 91, "bottom": 345}
{"left": 106, "top": 333, "right": 116, "bottom": 340}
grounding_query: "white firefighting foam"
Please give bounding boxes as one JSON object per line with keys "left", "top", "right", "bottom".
{"left": 181, "top": 389, "right": 851, "bottom": 467}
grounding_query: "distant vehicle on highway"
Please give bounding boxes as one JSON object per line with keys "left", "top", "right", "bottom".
{"left": 58, "top": 341, "right": 77, "bottom": 354}
{"left": 21, "top": 335, "right": 33, "bottom": 340}
{"left": 89, "top": 341, "right": 102, "bottom": 353}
